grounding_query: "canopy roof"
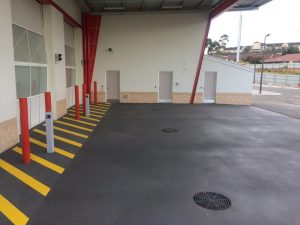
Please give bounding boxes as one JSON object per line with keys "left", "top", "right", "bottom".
{"left": 74, "top": 0, "right": 272, "bottom": 14}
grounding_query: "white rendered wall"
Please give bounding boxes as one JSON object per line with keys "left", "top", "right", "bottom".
{"left": 74, "top": 28, "right": 84, "bottom": 103}
{"left": 0, "top": 0, "right": 17, "bottom": 122}
{"left": 53, "top": 0, "right": 82, "bottom": 25}
{"left": 43, "top": 5, "right": 66, "bottom": 118}
{"left": 11, "top": 0, "right": 43, "bottom": 34}
{"left": 94, "top": 13, "right": 209, "bottom": 94}
{"left": 201, "top": 56, "right": 253, "bottom": 93}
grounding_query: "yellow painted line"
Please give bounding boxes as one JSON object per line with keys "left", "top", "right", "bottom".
{"left": 0, "top": 195, "right": 29, "bottom": 225}
{"left": 77, "top": 108, "right": 106, "bottom": 114}
{"left": 54, "top": 120, "right": 93, "bottom": 132}
{"left": 12, "top": 147, "right": 64, "bottom": 174}
{"left": 33, "top": 129, "right": 83, "bottom": 148}
{"left": 91, "top": 105, "right": 110, "bottom": 109}
{"left": 63, "top": 117, "right": 97, "bottom": 127}
{"left": 34, "top": 129, "right": 82, "bottom": 147}
{"left": 30, "top": 138, "right": 75, "bottom": 159}
{"left": 69, "top": 109, "right": 105, "bottom": 116}
{"left": 68, "top": 113, "right": 100, "bottom": 122}
{"left": 43, "top": 125, "right": 88, "bottom": 139}
{"left": 80, "top": 105, "right": 108, "bottom": 110}
{"left": 0, "top": 159, "right": 50, "bottom": 196}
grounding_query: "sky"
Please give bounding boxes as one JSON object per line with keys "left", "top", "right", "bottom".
{"left": 208, "top": 0, "right": 300, "bottom": 47}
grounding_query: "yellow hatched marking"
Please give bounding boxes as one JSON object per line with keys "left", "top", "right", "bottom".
{"left": 77, "top": 108, "right": 106, "bottom": 114}
{"left": 68, "top": 113, "right": 100, "bottom": 122}
{"left": 30, "top": 138, "right": 75, "bottom": 159}
{"left": 63, "top": 117, "right": 97, "bottom": 127}
{"left": 90, "top": 105, "right": 110, "bottom": 109}
{"left": 54, "top": 120, "right": 93, "bottom": 132}
{"left": 0, "top": 195, "right": 29, "bottom": 225}
{"left": 43, "top": 125, "right": 88, "bottom": 139}
{"left": 80, "top": 105, "right": 108, "bottom": 111}
{"left": 33, "top": 129, "right": 83, "bottom": 148}
{"left": 0, "top": 159, "right": 50, "bottom": 196}
{"left": 12, "top": 147, "right": 64, "bottom": 174}
{"left": 69, "top": 109, "right": 104, "bottom": 117}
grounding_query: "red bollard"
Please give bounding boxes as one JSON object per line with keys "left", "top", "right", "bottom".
{"left": 44, "top": 92, "right": 52, "bottom": 112}
{"left": 19, "top": 98, "right": 30, "bottom": 164}
{"left": 94, "top": 81, "right": 98, "bottom": 104}
{"left": 82, "top": 84, "right": 87, "bottom": 114}
{"left": 75, "top": 85, "right": 80, "bottom": 120}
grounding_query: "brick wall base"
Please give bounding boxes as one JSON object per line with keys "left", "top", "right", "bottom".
{"left": 216, "top": 93, "right": 252, "bottom": 105}
{"left": 0, "top": 118, "right": 18, "bottom": 154}
{"left": 172, "top": 92, "right": 203, "bottom": 104}
{"left": 120, "top": 92, "right": 157, "bottom": 103}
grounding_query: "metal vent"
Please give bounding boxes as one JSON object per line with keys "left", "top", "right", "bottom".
{"left": 193, "top": 192, "right": 231, "bottom": 210}
{"left": 161, "top": 128, "right": 178, "bottom": 133}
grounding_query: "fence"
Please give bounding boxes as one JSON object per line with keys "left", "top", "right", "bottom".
{"left": 253, "top": 72, "right": 300, "bottom": 87}
{"left": 247, "top": 63, "right": 300, "bottom": 71}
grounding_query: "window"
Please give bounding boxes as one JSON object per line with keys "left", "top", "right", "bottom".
{"left": 12, "top": 24, "right": 47, "bottom": 98}
{"left": 65, "top": 45, "right": 76, "bottom": 88}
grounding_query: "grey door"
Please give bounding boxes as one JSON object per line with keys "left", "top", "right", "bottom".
{"left": 159, "top": 72, "right": 172, "bottom": 103}
{"left": 204, "top": 72, "right": 217, "bottom": 103}
{"left": 106, "top": 71, "right": 120, "bottom": 101}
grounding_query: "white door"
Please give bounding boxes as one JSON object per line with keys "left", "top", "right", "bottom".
{"left": 106, "top": 71, "right": 120, "bottom": 101}
{"left": 159, "top": 72, "right": 172, "bottom": 103}
{"left": 203, "top": 72, "right": 217, "bottom": 103}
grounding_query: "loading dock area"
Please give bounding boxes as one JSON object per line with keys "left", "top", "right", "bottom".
{"left": 2, "top": 0, "right": 296, "bottom": 224}
{"left": 28, "top": 104, "right": 300, "bottom": 225}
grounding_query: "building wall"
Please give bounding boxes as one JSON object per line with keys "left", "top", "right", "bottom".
{"left": 0, "top": 0, "right": 18, "bottom": 153}
{"left": 43, "top": 5, "right": 67, "bottom": 119}
{"left": 200, "top": 56, "right": 253, "bottom": 105}
{"left": 11, "top": 0, "right": 44, "bottom": 34}
{"left": 94, "top": 13, "right": 209, "bottom": 103}
{"left": 52, "top": 0, "right": 82, "bottom": 25}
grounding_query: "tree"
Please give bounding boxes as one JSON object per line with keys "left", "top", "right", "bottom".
{"left": 245, "top": 56, "right": 262, "bottom": 64}
{"left": 243, "top": 46, "right": 252, "bottom": 54}
{"left": 282, "top": 45, "right": 300, "bottom": 55}
{"left": 206, "top": 38, "right": 221, "bottom": 55}
{"left": 219, "top": 34, "right": 229, "bottom": 50}
{"left": 206, "top": 34, "right": 229, "bottom": 55}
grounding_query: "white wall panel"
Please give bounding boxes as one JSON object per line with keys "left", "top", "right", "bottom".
{"left": 11, "top": 0, "right": 44, "bottom": 34}
{"left": 52, "top": 0, "right": 82, "bottom": 25}
{"left": 94, "top": 13, "right": 208, "bottom": 93}
{"left": 201, "top": 56, "right": 253, "bottom": 93}
{"left": 0, "top": 0, "right": 17, "bottom": 122}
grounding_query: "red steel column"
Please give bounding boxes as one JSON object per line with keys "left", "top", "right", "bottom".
{"left": 190, "top": 19, "right": 211, "bottom": 104}
{"left": 19, "top": 98, "right": 30, "bottom": 164}
{"left": 190, "top": 0, "right": 239, "bottom": 104}
{"left": 44, "top": 92, "right": 52, "bottom": 112}
{"left": 82, "top": 83, "right": 87, "bottom": 114}
{"left": 94, "top": 81, "right": 98, "bottom": 104}
{"left": 75, "top": 85, "right": 80, "bottom": 120}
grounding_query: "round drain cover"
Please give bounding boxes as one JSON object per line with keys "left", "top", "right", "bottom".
{"left": 161, "top": 128, "right": 178, "bottom": 133}
{"left": 193, "top": 192, "right": 231, "bottom": 210}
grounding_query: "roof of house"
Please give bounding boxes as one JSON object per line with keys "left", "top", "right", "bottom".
{"left": 264, "top": 54, "right": 300, "bottom": 63}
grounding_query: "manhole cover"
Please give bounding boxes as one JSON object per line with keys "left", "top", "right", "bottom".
{"left": 161, "top": 128, "right": 178, "bottom": 133}
{"left": 193, "top": 192, "right": 231, "bottom": 210}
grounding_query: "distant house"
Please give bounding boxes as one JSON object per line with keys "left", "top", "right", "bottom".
{"left": 264, "top": 53, "right": 300, "bottom": 63}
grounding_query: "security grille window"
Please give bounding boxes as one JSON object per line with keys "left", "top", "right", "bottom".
{"left": 12, "top": 24, "right": 47, "bottom": 98}
{"left": 65, "top": 44, "right": 76, "bottom": 88}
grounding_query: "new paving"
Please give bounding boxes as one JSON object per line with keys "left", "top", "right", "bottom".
{"left": 28, "top": 104, "right": 300, "bottom": 225}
